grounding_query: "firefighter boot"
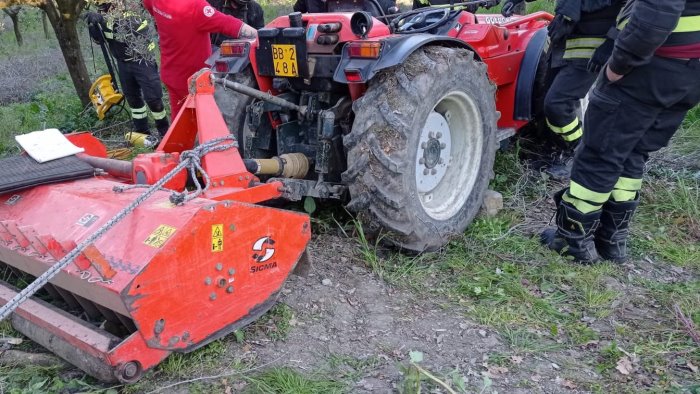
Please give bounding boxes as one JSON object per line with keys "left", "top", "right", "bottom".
{"left": 540, "top": 189, "right": 601, "bottom": 264}
{"left": 594, "top": 196, "right": 640, "bottom": 263}
{"left": 545, "top": 139, "right": 579, "bottom": 181}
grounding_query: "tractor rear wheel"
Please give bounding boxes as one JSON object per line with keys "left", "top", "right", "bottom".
{"left": 213, "top": 68, "right": 257, "bottom": 158}
{"left": 344, "top": 46, "right": 498, "bottom": 252}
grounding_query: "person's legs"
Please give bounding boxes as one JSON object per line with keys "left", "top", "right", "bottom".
{"left": 541, "top": 63, "right": 597, "bottom": 178}
{"left": 596, "top": 107, "right": 693, "bottom": 262}
{"left": 541, "top": 69, "right": 661, "bottom": 263}
{"left": 135, "top": 62, "right": 169, "bottom": 136}
{"left": 165, "top": 82, "right": 188, "bottom": 122}
{"left": 543, "top": 56, "right": 700, "bottom": 263}
{"left": 117, "top": 61, "right": 149, "bottom": 133}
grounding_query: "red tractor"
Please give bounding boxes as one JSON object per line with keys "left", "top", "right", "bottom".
{"left": 209, "top": 1, "right": 553, "bottom": 252}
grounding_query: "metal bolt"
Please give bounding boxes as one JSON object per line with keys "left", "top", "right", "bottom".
{"left": 210, "top": 292, "right": 217, "bottom": 301}
{"left": 220, "top": 180, "right": 225, "bottom": 186}
{"left": 440, "top": 143, "right": 447, "bottom": 149}
{"left": 238, "top": 176, "right": 243, "bottom": 181}
{"left": 431, "top": 169, "right": 437, "bottom": 175}
{"left": 436, "top": 132, "right": 442, "bottom": 139}
{"left": 121, "top": 362, "right": 140, "bottom": 380}
{"left": 228, "top": 268, "right": 235, "bottom": 275}
{"left": 439, "top": 158, "right": 444, "bottom": 164}
{"left": 226, "top": 286, "right": 234, "bottom": 293}
{"left": 429, "top": 131, "right": 435, "bottom": 138}
{"left": 245, "top": 175, "right": 250, "bottom": 180}
{"left": 423, "top": 169, "right": 429, "bottom": 175}
{"left": 215, "top": 263, "right": 223, "bottom": 271}
{"left": 204, "top": 277, "right": 212, "bottom": 285}
{"left": 421, "top": 142, "right": 427, "bottom": 149}
{"left": 419, "top": 158, "right": 425, "bottom": 165}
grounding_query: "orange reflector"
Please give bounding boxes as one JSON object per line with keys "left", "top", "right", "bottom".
{"left": 347, "top": 42, "right": 381, "bottom": 59}
{"left": 220, "top": 41, "right": 248, "bottom": 57}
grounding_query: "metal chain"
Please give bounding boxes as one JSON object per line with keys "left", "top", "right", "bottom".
{"left": 0, "top": 137, "right": 236, "bottom": 322}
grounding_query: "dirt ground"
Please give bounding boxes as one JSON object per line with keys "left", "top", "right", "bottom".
{"left": 230, "top": 234, "right": 598, "bottom": 394}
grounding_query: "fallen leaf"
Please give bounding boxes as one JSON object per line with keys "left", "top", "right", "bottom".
{"left": 485, "top": 366, "right": 509, "bottom": 378}
{"left": 551, "top": 362, "right": 561, "bottom": 370}
{"left": 687, "top": 360, "right": 698, "bottom": 373}
{"left": 511, "top": 355, "right": 524, "bottom": 365}
{"left": 616, "top": 356, "right": 634, "bottom": 375}
{"left": 562, "top": 379, "right": 577, "bottom": 389}
{"left": 409, "top": 350, "right": 423, "bottom": 363}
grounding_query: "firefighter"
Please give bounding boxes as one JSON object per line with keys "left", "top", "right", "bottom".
{"left": 503, "top": 0, "right": 625, "bottom": 178}
{"left": 541, "top": 0, "right": 700, "bottom": 263}
{"left": 86, "top": 1, "right": 170, "bottom": 136}
{"left": 210, "top": 0, "right": 265, "bottom": 48}
{"left": 143, "top": 0, "right": 258, "bottom": 120}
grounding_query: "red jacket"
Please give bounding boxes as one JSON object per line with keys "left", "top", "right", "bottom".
{"left": 143, "top": 0, "right": 243, "bottom": 89}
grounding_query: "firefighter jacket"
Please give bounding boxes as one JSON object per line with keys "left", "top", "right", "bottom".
{"left": 610, "top": 0, "right": 700, "bottom": 74}
{"left": 87, "top": 12, "right": 155, "bottom": 64}
{"left": 550, "top": 0, "right": 625, "bottom": 67}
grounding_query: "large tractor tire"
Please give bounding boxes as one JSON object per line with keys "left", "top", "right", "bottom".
{"left": 213, "top": 68, "right": 257, "bottom": 157}
{"left": 343, "top": 46, "right": 498, "bottom": 252}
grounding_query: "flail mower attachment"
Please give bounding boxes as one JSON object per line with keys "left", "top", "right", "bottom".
{"left": 0, "top": 70, "right": 311, "bottom": 383}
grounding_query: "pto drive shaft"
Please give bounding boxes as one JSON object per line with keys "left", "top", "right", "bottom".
{"left": 211, "top": 75, "right": 308, "bottom": 116}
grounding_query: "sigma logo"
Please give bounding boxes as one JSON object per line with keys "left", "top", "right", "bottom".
{"left": 251, "top": 236, "right": 277, "bottom": 273}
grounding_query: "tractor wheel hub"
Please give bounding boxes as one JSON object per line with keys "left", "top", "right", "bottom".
{"left": 416, "top": 112, "right": 451, "bottom": 193}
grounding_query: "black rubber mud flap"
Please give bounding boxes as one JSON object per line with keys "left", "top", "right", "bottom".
{"left": 0, "top": 155, "right": 95, "bottom": 194}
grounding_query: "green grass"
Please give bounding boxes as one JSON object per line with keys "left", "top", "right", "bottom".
{"left": 0, "top": 364, "right": 113, "bottom": 394}
{"left": 244, "top": 367, "right": 345, "bottom": 394}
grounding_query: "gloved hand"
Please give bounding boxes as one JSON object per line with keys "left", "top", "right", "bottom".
{"left": 501, "top": 0, "right": 524, "bottom": 17}
{"left": 85, "top": 12, "right": 104, "bottom": 26}
{"left": 587, "top": 38, "right": 614, "bottom": 73}
{"left": 547, "top": 14, "right": 575, "bottom": 44}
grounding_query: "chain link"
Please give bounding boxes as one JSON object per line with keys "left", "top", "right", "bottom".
{"left": 0, "top": 137, "right": 236, "bottom": 322}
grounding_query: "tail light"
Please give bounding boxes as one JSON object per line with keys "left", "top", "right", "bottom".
{"left": 347, "top": 42, "right": 381, "bottom": 59}
{"left": 215, "top": 61, "right": 229, "bottom": 73}
{"left": 317, "top": 34, "right": 339, "bottom": 45}
{"left": 220, "top": 41, "right": 248, "bottom": 57}
{"left": 344, "top": 69, "right": 363, "bottom": 82}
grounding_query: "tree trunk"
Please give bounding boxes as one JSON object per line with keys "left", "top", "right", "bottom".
{"left": 42, "top": 1, "right": 91, "bottom": 107}
{"left": 3, "top": 7, "right": 23, "bottom": 46}
{"left": 41, "top": 11, "right": 50, "bottom": 40}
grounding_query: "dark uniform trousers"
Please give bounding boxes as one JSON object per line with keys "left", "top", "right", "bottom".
{"left": 543, "top": 1, "right": 625, "bottom": 143}
{"left": 116, "top": 60, "right": 169, "bottom": 136}
{"left": 543, "top": 60, "right": 597, "bottom": 142}
{"left": 567, "top": 56, "right": 700, "bottom": 212}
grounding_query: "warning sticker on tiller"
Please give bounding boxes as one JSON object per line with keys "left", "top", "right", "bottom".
{"left": 144, "top": 225, "right": 177, "bottom": 248}
{"left": 212, "top": 224, "right": 224, "bottom": 252}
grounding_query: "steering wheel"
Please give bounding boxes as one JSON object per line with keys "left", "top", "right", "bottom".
{"left": 393, "top": 8, "right": 451, "bottom": 34}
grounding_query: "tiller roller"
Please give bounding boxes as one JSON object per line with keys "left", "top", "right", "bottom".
{"left": 0, "top": 71, "right": 311, "bottom": 383}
